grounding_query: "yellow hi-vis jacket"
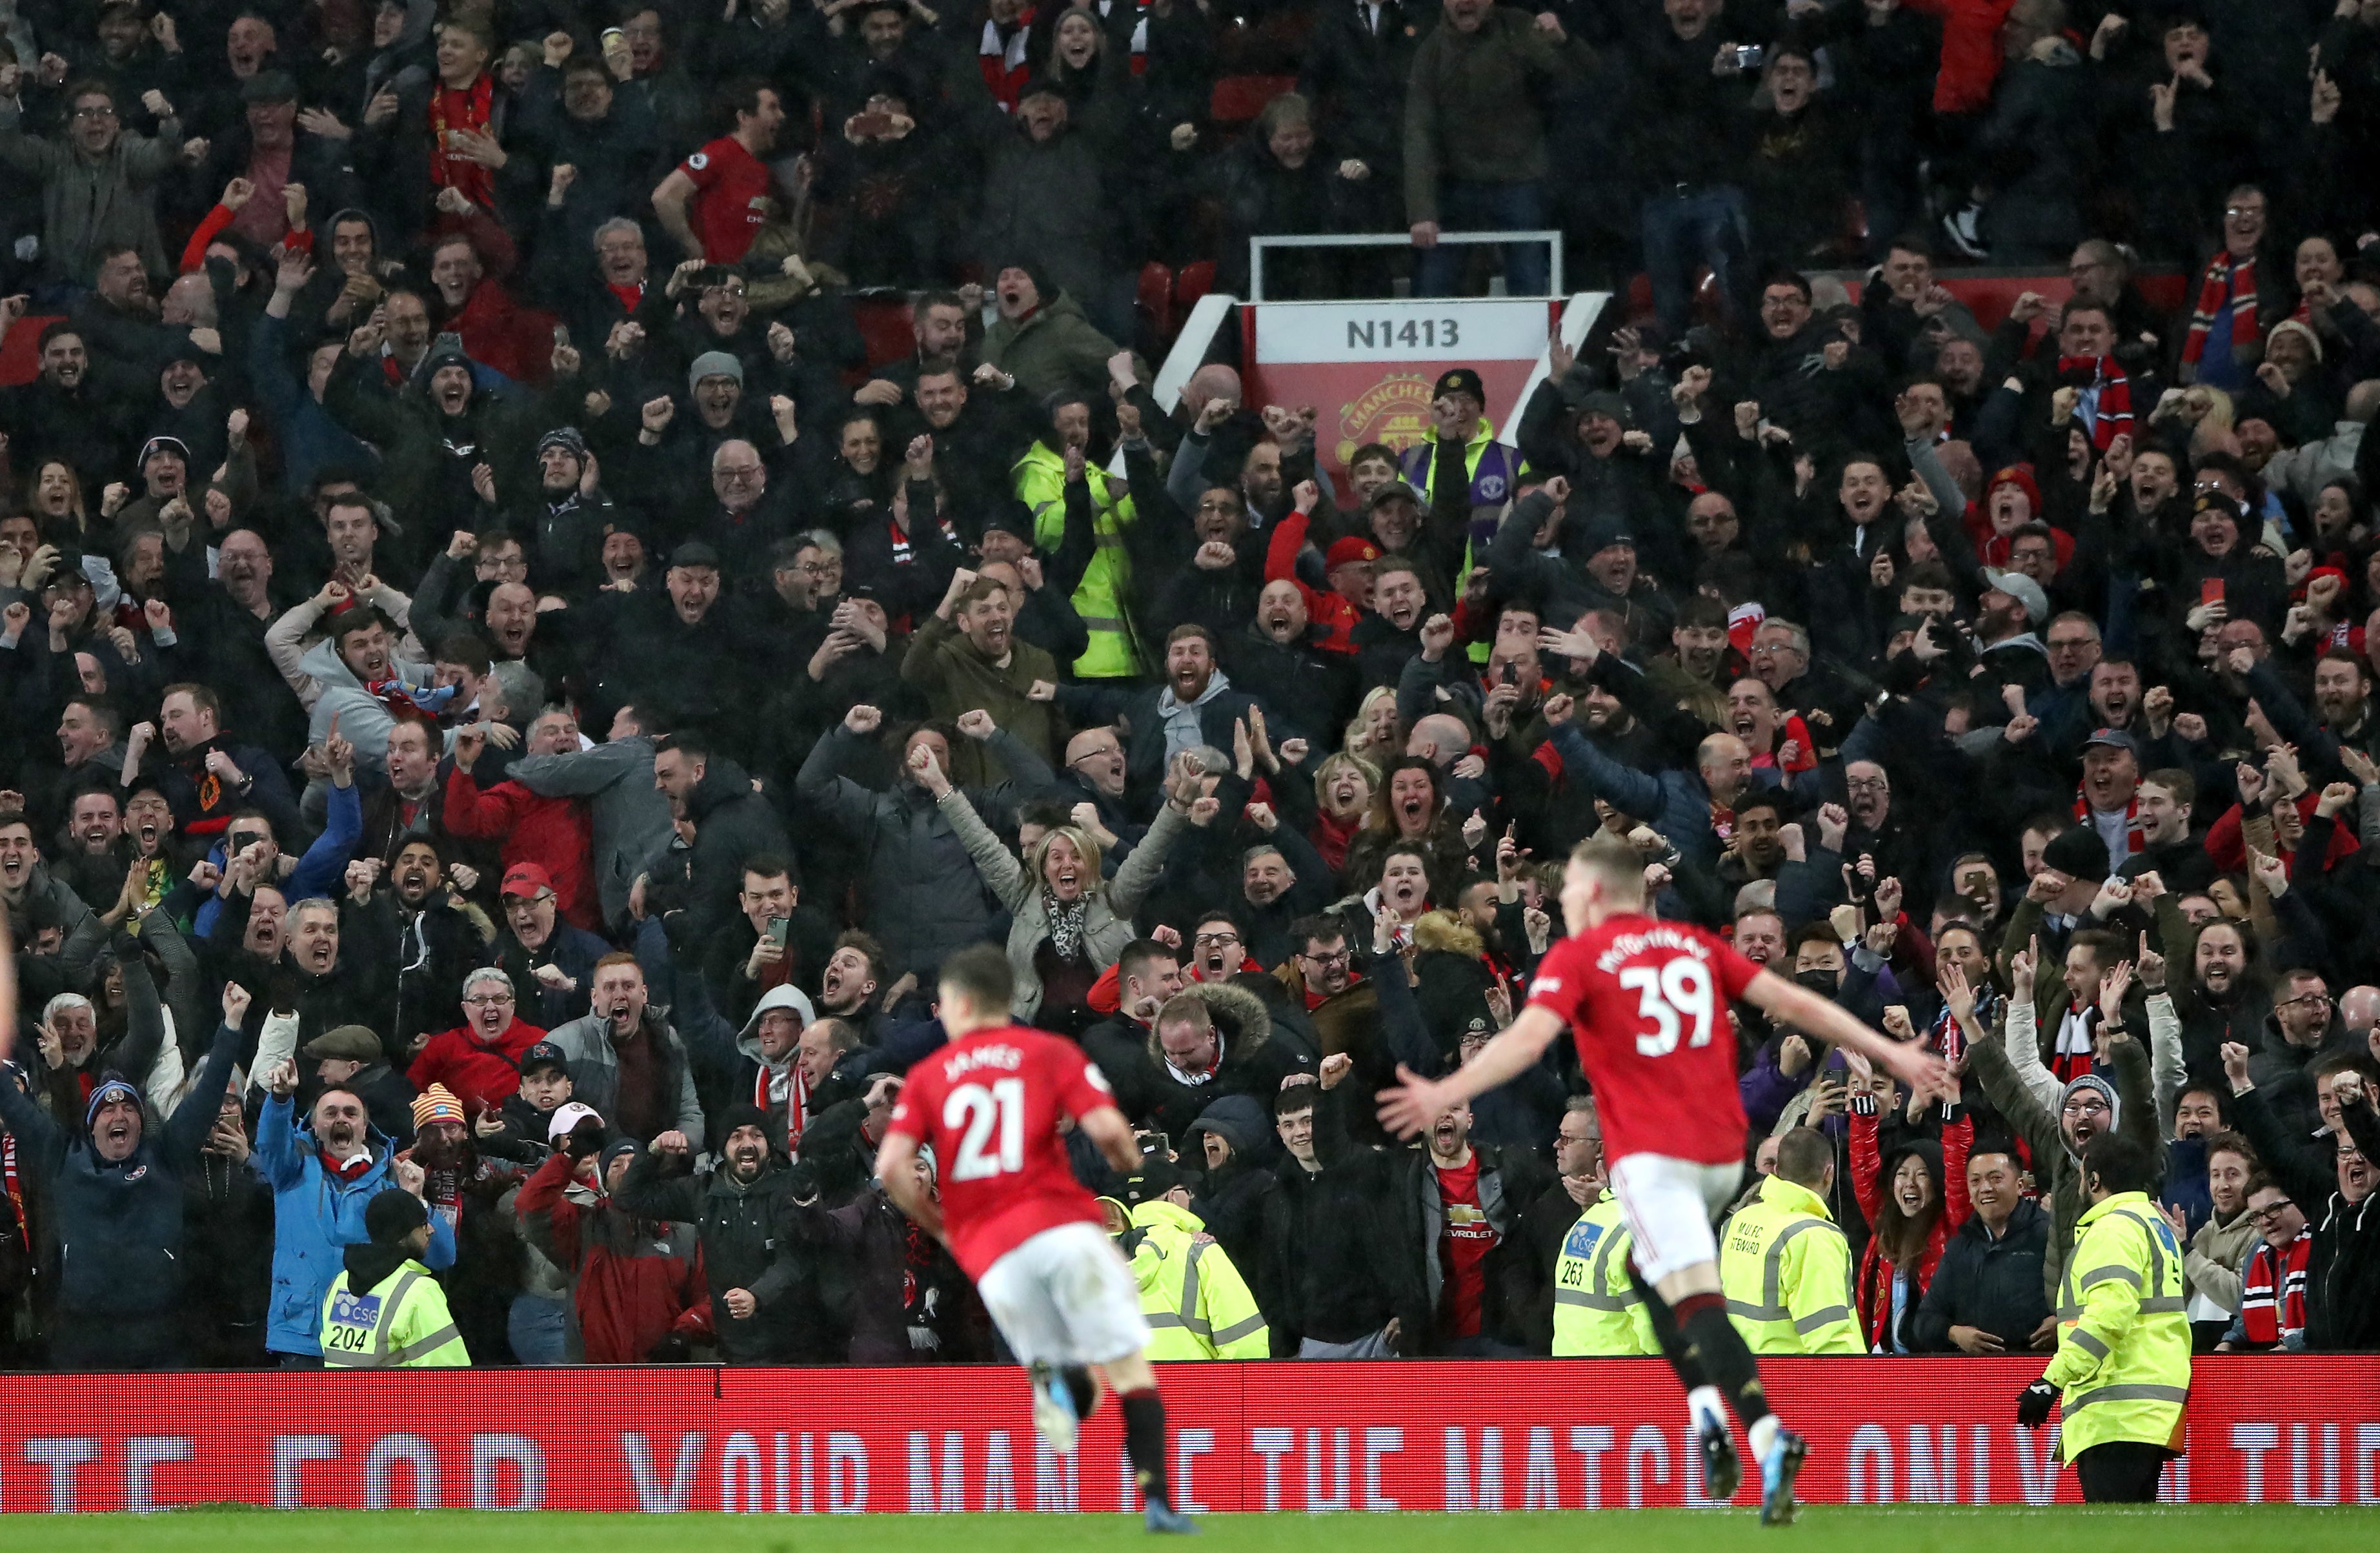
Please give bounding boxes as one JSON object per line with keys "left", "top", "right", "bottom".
{"left": 1127, "top": 1199, "right": 1267, "bottom": 1359}
{"left": 1720, "top": 1174, "right": 1862, "bottom": 1354}
{"left": 1015, "top": 440, "right": 1139, "bottom": 678}
{"left": 1552, "top": 1196, "right": 1656, "bottom": 1355}
{"left": 320, "top": 1259, "right": 470, "bottom": 1368}
{"left": 2043, "top": 1191, "right": 2191, "bottom": 1457}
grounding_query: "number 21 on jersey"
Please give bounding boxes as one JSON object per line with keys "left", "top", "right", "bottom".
{"left": 1617, "top": 958, "right": 1715, "bottom": 1056}
{"left": 944, "top": 1079, "right": 1025, "bottom": 1180}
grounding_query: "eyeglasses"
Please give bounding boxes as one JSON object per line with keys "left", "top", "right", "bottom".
{"left": 462, "top": 993, "right": 514, "bottom": 1006}
{"left": 1302, "top": 948, "right": 1351, "bottom": 965}
{"left": 2278, "top": 992, "right": 2334, "bottom": 1011}
{"left": 2248, "top": 1202, "right": 2295, "bottom": 1225}
{"left": 2225, "top": 205, "right": 2265, "bottom": 218}
{"left": 72, "top": 106, "right": 118, "bottom": 121}
{"left": 1844, "top": 777, "right": 1890, "bottom": 793}
{"left": 1193, "top": 931, "right": 1240, "bottom": 947}
{"left": 1749, "top": 643, "right": 1797, "bottom": 658}
{"left": 796, "top": 560, "right": 841, "bottom": 575}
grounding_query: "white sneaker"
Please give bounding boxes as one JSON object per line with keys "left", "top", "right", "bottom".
{"left": 1029, "top": 1361, "right": 1079, "bottom": 1455}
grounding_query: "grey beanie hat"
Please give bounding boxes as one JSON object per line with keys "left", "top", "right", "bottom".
{"left": 689, "top": 350, "right": 744, "bottom": 393}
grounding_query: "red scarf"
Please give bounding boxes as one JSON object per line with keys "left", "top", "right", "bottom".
{"left": 2182, "top": 251, "right": 2259, "bottom": 368}
{"left": 2073, "top": 788, "right": 2145, "bottom": 855}
{"left": 429, "top": 75, "right": 496, "bottom": 208}
{"left": 323, "top": 1148, "right": 373, "bottom": 1183}
{"left": 2241, "top": 1231, "right": 2310, "bottom": 1346}
{"left": 2058, "top": 356, "right": 2132, "bottom": 451}
{"left": 606, "top": 280, "right": 645, "bottom": 314}
{"left": 2, "top": 1130, "right": 22, "bottom": 1240}
{"left": 978, "top": 8, "right": 1034, "bottom": 111}
{"left": 758, "top": 1062, "right": 811, "bottom": 1155}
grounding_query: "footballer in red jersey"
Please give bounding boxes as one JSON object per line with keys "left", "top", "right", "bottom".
{"left": 1380, "top": 833, "right": 1949, "bottom": 1526}
{"left": 878, "top": 945, "right": 1197, "bottom": 1534}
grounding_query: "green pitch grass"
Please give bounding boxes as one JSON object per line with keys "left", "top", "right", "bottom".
{"left": 19, "top": 1507, "right": 2380, "bottom": 1552}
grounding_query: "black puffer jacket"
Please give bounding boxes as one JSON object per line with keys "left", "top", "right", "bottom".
{"left": 611, "top": 1150, "right": 832, "bottom": 1363}
{"left": 2235, "top": 1086, "right": 2380, "bottom": 1352}
{"left": 1910, "top": 1197, "right": 2053, "bottom": 1353}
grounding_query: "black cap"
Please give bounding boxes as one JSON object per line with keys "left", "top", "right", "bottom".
{"left": 669, "top": 541, "right": 721, "bottom": 571}
{"left": 1118, "top": 1157, "right": 1184, "bottom": 1207}
{"left": 981, "top": 503, "right": 1036, "bottom": 540}
{"left": 241, "top": 70, "right": 299, "bottom": 106}
{"left": 1433, "top": 368, "right": 1486, "bottom": 405}
{"left": 518, "top": 1040, "right": 570, "bottom": 1077}
{"left": 2040, "top": 826, "right": 2110, "bottom": 884}
{"left": 365, "top": 1188, "right": 430, "bottom": 1244}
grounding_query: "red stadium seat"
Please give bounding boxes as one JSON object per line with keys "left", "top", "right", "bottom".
{"left": 1175, "top": 260, "right": 1215, "bottom": 310}
{"left": 1136, "top": 261, "right": 1175, "bottom": 343}
{"left": 852, "top": 296, "right": 916, "bottom": 372}
{"left": 1209, "top": 74, "right": 1296, "bottom": 128}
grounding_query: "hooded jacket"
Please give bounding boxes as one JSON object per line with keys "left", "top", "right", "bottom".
{"left": 1140, "top": 980, "right": 1291, "bottom": 1141}
{"left": 256, "top": 1089, "right": 459, "bottom": 1357}
{"left": 287, "top": 634, "right": 439, "bottom": 777}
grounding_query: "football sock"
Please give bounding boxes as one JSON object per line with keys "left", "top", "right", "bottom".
{"left": 1679, "top": 1299, "right": 1775, "bottom": 1431}
{"left": 1628, "top": 1266, "right": 1713, "bottom": 1390}
{"left": 1121, "top": 1388, "right": 1171, "bottom": 1507}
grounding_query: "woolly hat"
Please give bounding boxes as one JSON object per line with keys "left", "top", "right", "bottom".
{"left": 688, "top": 350, "right": 743, "bottom": 392}
{"left": 365, "top": 1187, "right": 429, "bottom": 1244}
{"left": 2058, "top": 1073, "right": 2120, "bottom": 1160}
{"left": 537, "top": 426, "right": 589, "bottom": 462}
{"left": 411, "top": 1083, "right": 466, "bottom": 1130}
{"left": 718, "top": 1102, "right": 773, "bottom": 1143}
{"left": 2039, "top": 824, "right": 2110, "bottom": 883}
{"left": 85, "top": 1076, "right": 141, "bottom": 1133}
{"left": 1986, "top": 463, "right": 2041, "bottom": 513}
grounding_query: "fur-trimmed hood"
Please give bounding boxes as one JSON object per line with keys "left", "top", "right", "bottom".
{"left": 1409, "top": 909, "right": 1483, "bottom": 959}
{"left": 1145, "top": 979, "right": 1272, "bottom": 1068}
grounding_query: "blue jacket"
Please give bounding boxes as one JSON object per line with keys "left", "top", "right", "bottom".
{"left": 194, "top": 780, "right": 363, "bottom": 939}
{"left": 257, "top": 1092, "right": 456, "bottom": 1355}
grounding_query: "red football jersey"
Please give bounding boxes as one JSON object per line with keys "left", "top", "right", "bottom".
{"left": 678, "top": 136, "right": 770, "bottom": 263}
{"left": 886, "top": 1026, "right": 1114, "bottom": 1279}
{"left": 1524, "top": 915, "right": 1764, "bottom": 1166}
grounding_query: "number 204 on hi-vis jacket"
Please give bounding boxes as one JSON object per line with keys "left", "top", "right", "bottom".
{"left": 320, "top": 1260, "right": 471, "bottom": 1368}
{"left": 2042, "top": 1192, "right": 2190, "bottom": 1457}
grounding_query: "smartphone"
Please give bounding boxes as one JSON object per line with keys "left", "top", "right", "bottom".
{"left": 1137, "top": 1130, "right": 1171, "bottom": 1157}
{"left": 552, "top": 322, "right": 571, "bottom": 350}
{"left": 1735, "top": 44, "right": 1764, "bottom": 69}
{"left": 851, "top": 110, "right": 892, "bottom": 136}
{"left": 1500, "top": 661, "right": 1518, "bottom": 686}
{"left": 2201, "top": 578, "right": 2225, "bottom": 607}
{"left": 228, "top": 829, "right": 265, "bottom": 856}
{"left": 766, "top": 915, "right": 791, "bottom": 949}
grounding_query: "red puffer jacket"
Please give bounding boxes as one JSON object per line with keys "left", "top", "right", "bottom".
{"left": 1851, "top": 1107, "right": 1973, "bottom": 1350}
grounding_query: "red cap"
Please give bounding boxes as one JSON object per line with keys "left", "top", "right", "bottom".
{"left": 1324, "top": 536, "right": 1380, "bottom": 571}
{"left": 1986, "top": 463, "right": 2041, "bottom": 511}
{"left": 499, "top": 862, "right": 555, "bottom": 899}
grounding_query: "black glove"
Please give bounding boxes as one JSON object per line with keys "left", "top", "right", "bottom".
{"left": 561, "top": 1115, "right": 606, "bottom": 1160}
{"left": 2016, "top": 1377, "right": 2057, "bottom": 1428}
{"left": 1848, "top": 1089, "right": 1879, "bottom": 1119}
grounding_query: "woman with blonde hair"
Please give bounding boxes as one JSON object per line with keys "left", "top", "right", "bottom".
{"left": 911, "top": 740, "right": 1196, "bottom": 1033}
{"left": 1343, "top": 685, "right": 1403, "bottom": 762}
{"left": 1308, "top": 749, "right": 1378, "bottom": 875}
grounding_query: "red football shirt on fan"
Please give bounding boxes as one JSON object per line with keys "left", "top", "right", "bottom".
{"left": 678, "top": 136, "right": 771, "bottom": 263}
{"left": 1435, "top": 1155, "right": 1497, "bottom": 1339}
{"left": 886, "top": 1026, "right": 1114, "bottom": 1279}
{"left": 1524, "top": 915, "right": 1763, "bottom": 1166}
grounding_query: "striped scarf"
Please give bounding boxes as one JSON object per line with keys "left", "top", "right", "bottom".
{"left": 2058, "top": 356, "right": 2132, "bottom": 451}
{"left": 2240, "top": 1231, "right": 2310, "bottom": 1346}
{"left": 2181, "top": 252, "right": 2259, "bottom": 368}
{"left": 978, "top": 11, "right": 1034, "bottom": 112}
{"left": 1, "top": 1130, "right": 21, "bottom": 1244}
{"left": 2074, "top": 787, "right": 2145, "bottom": 857}
{"left": 756, "top": 1061, "right": 811, "bottom": 1155}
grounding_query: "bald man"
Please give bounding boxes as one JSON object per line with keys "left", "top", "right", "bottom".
{"left": 1544, "top": 702, "right": 1773, "bottom": 869}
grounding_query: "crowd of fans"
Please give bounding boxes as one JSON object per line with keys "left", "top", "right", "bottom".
{"left": 3, "top": 0, "right": 2380, "bottom": 1372}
